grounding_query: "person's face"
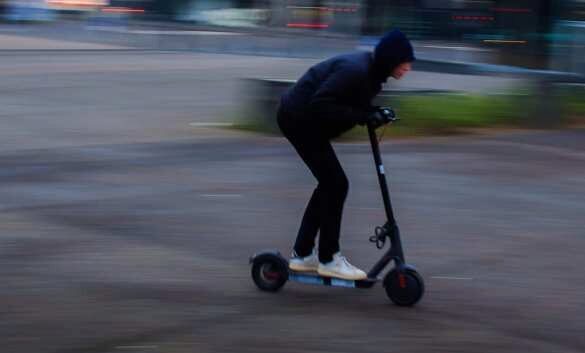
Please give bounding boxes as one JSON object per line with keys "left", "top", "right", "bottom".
{"left": 391, "top": 62, "right": 412, "bottom": 80}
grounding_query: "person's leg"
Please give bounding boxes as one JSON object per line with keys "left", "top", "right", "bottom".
{"left": 292, "top": 185, "right": 322, "bottom": 257}
{"left": 277, "top": 109, "right": 349, "bottom": 263}
{"left": 277, "top": 112, "right": 322, "bottom": 258}
{"left": 286, "top": 137, "right": 348, "bottom": 264}
{"left": 278, "top": 114, "right": 366, "bottom": 279}
{"left": 308, "top": 143, "right": 348, "bottom": 263}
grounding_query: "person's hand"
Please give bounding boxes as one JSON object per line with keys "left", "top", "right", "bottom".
{"left": 367, "top": 107, "right": 396, "bottom": 128}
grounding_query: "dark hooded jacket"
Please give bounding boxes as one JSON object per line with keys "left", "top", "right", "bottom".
{"left": 279, "top": 29, "right": 415, "bottom": 139}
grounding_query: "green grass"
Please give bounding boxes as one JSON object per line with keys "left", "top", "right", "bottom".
{"left": 562, "top": 86, "right": 585, "bottom": 122}
{"left": 394, "top": 93, "right": 523, "bottom": 131}
{"left": 231, "top": 88, "right": 583, "bottom": 139}
{"left": 340, "top": 93, "right": 529, "bottom": 139}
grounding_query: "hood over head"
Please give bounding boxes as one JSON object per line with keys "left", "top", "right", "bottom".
{"left": 372, "top": 29, "right": 415, "bottom": 82}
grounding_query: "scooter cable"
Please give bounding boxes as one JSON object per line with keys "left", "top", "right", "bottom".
{"left": 378, "top": 125, "right": 387, "bottom": 144}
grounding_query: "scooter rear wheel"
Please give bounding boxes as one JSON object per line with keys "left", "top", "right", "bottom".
{"left": 383, "top": 268, "right": 424, "bottom": 306}
{"left": 251, "top": 254, "right": 288, "bottom": 292}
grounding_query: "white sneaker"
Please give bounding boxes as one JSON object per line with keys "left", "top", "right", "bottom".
{"left": 289, "top": 250, "right": 319, "bottom": 272}
{"left": 317, "top": 253, "right": 367, "bottom": 280}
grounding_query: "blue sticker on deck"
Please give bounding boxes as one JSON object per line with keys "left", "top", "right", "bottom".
{"left": 331, "top": 278, "right": 356, "bottom": 288}
{"left": 289, "top": 273, "right": 324, "bottom": 285}
{"left": 289, "top": 273, "right": 357, "bottom": 288}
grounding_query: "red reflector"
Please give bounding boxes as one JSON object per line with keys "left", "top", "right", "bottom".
{"left": 399, "top": 274, "right": 407, "bottom": 289}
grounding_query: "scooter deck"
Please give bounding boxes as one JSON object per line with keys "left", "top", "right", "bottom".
{"left": 288, "top": 271, "right": 378, "bottom": 289}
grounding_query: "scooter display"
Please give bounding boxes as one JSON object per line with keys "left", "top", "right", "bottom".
{"left": 250, "top": 108, "right": 424, "bottom": 307}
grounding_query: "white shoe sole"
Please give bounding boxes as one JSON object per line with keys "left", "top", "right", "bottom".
{"left": 289, "top": 262, "right": 318, "bottom": 272}
{"left": 317, "top": 267, "right": 367, "bottom": 280}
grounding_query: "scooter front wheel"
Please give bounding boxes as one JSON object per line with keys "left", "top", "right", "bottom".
{"left": 383, "top": 268, "right": 424, "bottom": 306}
{"left": 251, "top": 253, "right": 288, "bottom": 292}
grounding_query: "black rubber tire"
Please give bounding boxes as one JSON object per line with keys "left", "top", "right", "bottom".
{"left": 383, "top": 268, "right": 425, "bottom": 306}
{"left": 251, "top": 256, "right": 288, "bottom": 292}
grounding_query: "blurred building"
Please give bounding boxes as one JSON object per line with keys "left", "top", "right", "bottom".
{"left": 552, "top": 1, "right": 585, "bottom": 74}
{"left": 2, "top": 0, "right": 53, "bottom": 21}
{"left": 46, "top": 0, "right": 108, "bottom": 11}
{"left": 133, "top": 0, "right": 585, "bottom": 71}
{"left": 0, "top": 0, "right": 583, "bottom": 73}
{"left": 362, "top": 1, "right": 553, "bottom": 39}
{"left": 360, "top": 0, "right": 583, "bottom": 68}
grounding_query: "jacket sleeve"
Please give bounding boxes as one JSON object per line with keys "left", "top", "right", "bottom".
{"left": 308, "top": 65, "right": 372, "bottom": 125}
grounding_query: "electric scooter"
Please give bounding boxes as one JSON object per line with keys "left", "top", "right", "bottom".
{"left": 249, "top": 108, "right": 424, "bottom": 307}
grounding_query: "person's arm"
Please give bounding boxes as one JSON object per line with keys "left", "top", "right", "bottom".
{"left": 308, "top": 65, "right": 372, "bottom": 125}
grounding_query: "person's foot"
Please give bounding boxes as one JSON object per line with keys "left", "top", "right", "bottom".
{"left": 317, "top": 253, "right": 367, "bottom": 280}
{"left": 288, "top": 250, "right": 319, "bottom": 272}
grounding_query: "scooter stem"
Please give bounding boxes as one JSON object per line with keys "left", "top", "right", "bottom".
{"left": 366, "top": 123, "right": 407, "bottom": 278}
{"left": 367, "top": 123, "right": 396, "bottom": 225}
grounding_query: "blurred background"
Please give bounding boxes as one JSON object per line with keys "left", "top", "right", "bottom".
{"left": 1, "top": 0, "right": 585, "bottom": 70}
{"left": 0, "top": 2, "right": 584, "bottom": 353}
{"left": 1, "top": 0, "right": 584, "bottom": 131}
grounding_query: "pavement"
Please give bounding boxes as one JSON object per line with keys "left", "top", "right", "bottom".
{"left": 0, "top": 32, "right": 131, "bottom": 50}
{"left": 0, "top": 19, "right": 496, "bottom": 63}
{"left": 1, "top": 128, "right": 584, "bottom": 353}
{"left": 0, "top": 43, "right": 523, "bottom": 153}
{"left": 0, "top": 36, "right": 583, "bottom": 353}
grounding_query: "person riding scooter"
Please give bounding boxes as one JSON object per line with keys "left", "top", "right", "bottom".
{"left": 276, "top": 29, "right": 415, "bottom": 280}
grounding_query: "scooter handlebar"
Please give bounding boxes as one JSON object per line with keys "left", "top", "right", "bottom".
{"left": 378, "top": 107, "right": 399, "bottom": 124}
{"left": 367, "top": 107, "right": 399, "bottom": 129}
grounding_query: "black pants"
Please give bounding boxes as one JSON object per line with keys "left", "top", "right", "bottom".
{"left": 277, "top": 109, "right": 348, "bottom": 263}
